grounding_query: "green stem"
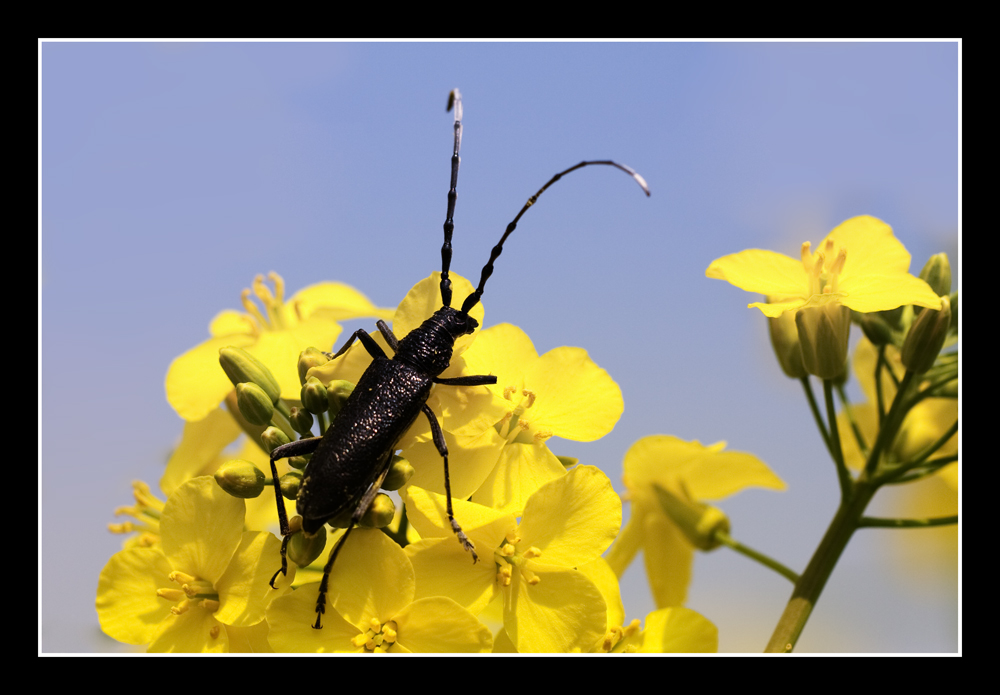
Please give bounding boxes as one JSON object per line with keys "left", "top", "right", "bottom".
{"left": 764, "top": 479, "right": 878, "bottom": 653}
{"left": 801, "top": 377, "right": 834, "bottom": 461}
{"left": 875, "top": 344, "right": 888, "bottom": 427}
{"left": 858, "top": 515, "right": 958, "bottom": 529}
{"left": 864, "top": 369, "right": 916, "bottom": 477}
{"left": 715, "top": 530, "right": 800, "bottom": 584}
{"left": 824, "top": 380, "right": 852, "bottom": 501}
{"left": 874, "top": 421, "right": 959, "bottom": 485}
{"left": 836, "top": 383, "right": 869, "bottom": 460}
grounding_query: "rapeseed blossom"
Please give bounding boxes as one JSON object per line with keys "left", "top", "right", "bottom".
{"left": 403, "top": 465, "right": 621, "bottom": 652}
{"left": 607, "top": 435, "right": 784, "bottom": 608}
{"left": 266, "top": 528, "right": 492, "bottom": 652}
{"left": 706, "top": 216, "right": 942, "bottom": 378}
{"left": 706, "top": 215, "right": 941, "bottom": 318}
{"left": 166, "top": 273, "right": 392, "bottom": 422}
{"left": 96, "top": 477, "right": 292, "bottom": 652}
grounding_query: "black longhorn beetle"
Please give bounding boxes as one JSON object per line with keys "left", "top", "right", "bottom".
{"left": 266, "top": 89, "right": 649, "bottom": 629}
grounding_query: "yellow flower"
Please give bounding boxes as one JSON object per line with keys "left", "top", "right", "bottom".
{"left": 96, "top": 477, "right": 292, "bottom": 652}
{"left": 266, "top": 528, "right": 492, "bottom": 653}
{"left": 606, "top": 435, "right": 784, "bottom": 608}
{"left": 406, "top": 322, "right": 623, "bottom": 514}
{"left": 706, "top": 215, "right": 942, "bottom": 319}
{"left": 165, "top": 272, "right": 393, "bottom": 422}
{"left": 403, "top": 465, "right": 621, "bottom": 653}
{"left": 603, "top": 607, "right": 719, "bottom": 653}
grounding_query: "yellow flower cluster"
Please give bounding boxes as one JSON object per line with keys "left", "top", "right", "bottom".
{"left": 97, "top": 272, "right": 718, "bottom": 653}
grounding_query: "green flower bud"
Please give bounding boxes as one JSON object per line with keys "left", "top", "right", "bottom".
{"left": 301, "top": 377, "right": 329, "bottom": 415}
{"left": 236, "top": 382, "right": 275, "bottom": 426}
{"left": 795, "top": 302, "right": 851, "bottom": 380}
{"left": 219, "top": 347, "right": 281, "bottom": 404}
{"left": 919, "top": 253, "right": 952, "bottom": 300}
{"left": 288, "top": 455, "right": 310, "bottom": 470}
{"left": 327, "top": 380, "right": 356, "bottom": 417}
{"left": 289, "top": 406, "right": 315, "bottom": 436}
{"left": 767, "top": 305, "right": 806, "bottom": 378}
{"left": 856, "top": 311, "right": 896, "bottom": 347}
{"left": 214, "top": 459, "right": 266, "bottom": 499}
{"left": 280, "top": 470, "right": 302, "bottom": 500}
{"left": 288, "top": 526, "right": 327, "bottom": 567}
{"left": 556, "top": 456, "right": 579, "bottom": 469}
{"left": 359, "top": 493, "right": 395, "bottom": 529}
{"left": 298, "top": 347, "right": 330, "bottom": 386}
{"left": 382, "top": 455, "right": 415, "bottom": 491}
{"left": 653, "top": 484, "right": 730, "bottom": 551}
{"left": 261, "top": 426, "right": 291, "bottom": 454}
{"left": 901, "top": 295, "right": 951, "bottom": 374}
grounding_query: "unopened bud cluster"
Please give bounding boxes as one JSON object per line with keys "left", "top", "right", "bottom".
{"left": 214, "top": 345, "right": 415, "bottom": 558}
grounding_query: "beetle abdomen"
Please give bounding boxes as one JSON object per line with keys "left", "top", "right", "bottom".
{"left": 295, "top": 357, "right": 433, "bottom": 524}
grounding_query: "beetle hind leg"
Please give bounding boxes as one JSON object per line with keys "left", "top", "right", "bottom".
{"left": 421, "top": 404, "right": 479, "bottom": 563}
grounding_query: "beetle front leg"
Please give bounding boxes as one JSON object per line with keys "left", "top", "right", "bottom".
{"left": 421, "top": 403, "right": 478, "bottom": 563}
{"left": 267, "top": 436, "right": 323, "bottom": 588}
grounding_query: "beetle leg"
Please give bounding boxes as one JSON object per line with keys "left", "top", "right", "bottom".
{"left": 311, "top": 462, "right": 393, "bottom": 629}
{"left": 421, "top": 403, "right": 479, "bottom": 563}
{"left": 327, "top": 327, "right": 389, "bottom": 361}
{"left": 267, "top": 436, "right": 323, "bottom": 588}
{"left": 434, "top": 374, "right": 497, "bottom": 386}
{"left": 375, "top": 319, "right": 399, "bottom": 353}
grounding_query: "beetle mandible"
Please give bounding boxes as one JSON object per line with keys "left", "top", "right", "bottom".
{"left": 266, "top": 89, "right": 650, "bottom": 629}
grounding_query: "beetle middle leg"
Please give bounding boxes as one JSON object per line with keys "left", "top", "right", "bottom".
{"left": 420, "top": 401, "right": 493, "bottom": 563}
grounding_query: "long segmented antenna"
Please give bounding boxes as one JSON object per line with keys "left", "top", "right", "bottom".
{"left": 460, "top": 160, "right": 650, "bottom": 314}
{"left": 440, "top": 89, "right": 463, "bottom": 307}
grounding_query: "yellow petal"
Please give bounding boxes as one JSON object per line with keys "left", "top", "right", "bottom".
{"left": 391, "top": 596, "right": 493, "bottom": 653}
{"left": 321, "top": 528, "right": 415, "bottom": 627}
{"left": 706, "top": 248, "right": 806, "bottom": 297}
{"left": 579, "top": 558, "right": 626, "bottom": 629}
{"left": 166, "top": 334, "right": 255, "bottom": 422}
{"left": 604, "top": 510, "right": 645, "bottom": 578}
{"left": 624, "top": 435, "right": 785, "bottom": 501}
{"left": 462, "top": 322, "right": 535, "bottom": 395}
{"left": 505, "top": 564, "right": 607, "bottom": 653}
{"left": 159, "top": 477, "right": 246, "bottom": 584}
{"left": 839, "top": 272, "right": 942, "bottom": 313}
{"left": 96, "top": 547, "right": 174, "bottom": 645}
{"left": 403, "top": 425, "right": 505, "bottom": 501}
{"left": 638, "top": 606, "right": 718, "bottom": 653}
{"left": 147, "top": 609, "right": 229, "bottom": 653}
{"left": 405, "top": 538, "right": 500, "bottom": 615}
{"left": 288, "top": 282, "right": 394, "bottom": 323}
{"left": 266, "top": 584, "right": 363, "bottom": 652}
{"left": 214, "top": 532, "right": 290, "bottom": 627}
{"left": 470, "top": 442, "right": 566, "bottom": 514}
{"left": 523, "top": 346, "right": 624, "bottom": 442}
{"left": 642, "top": 509, "right": 693, "bottom": 608}
{"left": 403, "top": 485, "right": 513, "bottom": 540}
{"left": 517, "top": 466, "right": 621, "bottom": 566}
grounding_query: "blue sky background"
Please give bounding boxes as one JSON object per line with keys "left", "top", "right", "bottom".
{"left": 41, "top": 41, "right": 959, "bottom": 653}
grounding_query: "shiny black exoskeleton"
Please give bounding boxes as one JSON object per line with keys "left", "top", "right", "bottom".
{"left": 266, "top": 90, "right": 650, "bottom": 629}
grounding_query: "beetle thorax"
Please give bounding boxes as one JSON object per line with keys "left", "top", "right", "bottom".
{"left": 394, "top": 306, "right": 479, "bottom": 376}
